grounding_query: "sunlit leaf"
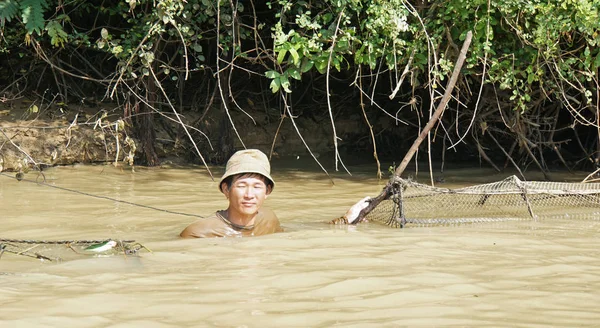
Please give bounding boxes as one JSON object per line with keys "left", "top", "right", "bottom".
{"left": 279, "top": 74, "right": 291, "bottom": 93}
{"left": 277, "top": 49, "right": 287, "bottom": 64}
{"left": 269, "top": 77, "right": 281, "bottom": 93}
{"left": 265, "top": 70, "right": 280, "bottom": 79}
{"left": 288, "top": 47, "right": 300, "bottom": 65}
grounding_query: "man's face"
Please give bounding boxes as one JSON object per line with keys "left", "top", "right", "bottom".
{"left": 222, "top": 175, "right": 270, "bottom": 217}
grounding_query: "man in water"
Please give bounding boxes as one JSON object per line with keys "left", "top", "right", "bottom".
{"left": 180, "top": 149, "right": 282, "bottom": 238}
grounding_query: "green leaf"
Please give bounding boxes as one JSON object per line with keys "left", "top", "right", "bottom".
{"left": 414, "top": 53, "right": 427, "bottom": 66}
{"left": 265, "top": 70, "right": 280, "bottom": 79}
{"left": 300, "top": 59, "right": 313, "bottom": 73}
{"left": 594, "top": 53, "right": 600, "bottom": 70}
{"left": 335, "top": 39, "right": 348, "bottom": 52}
{"left": 269, "top": 77, "right": 281, "bottom": 93}
{"left": 46, "top": 20, "right": 68, "bottom": 47}
{"left": 20, "top": 0, "right": 49, "bottom": 35}
{"left": 0, "top": 0, "right": 19, "bottom": 24}
{"left": 332, "top": 56, "right": 341, "bottom": 71}
{"left": 277, "top": 48, "right": 287, "bottom": 64}
{"left": 315, "top": 58, "right": 327, "bottom": 74}
{"left": 287, "top": 68, "right": 301, "bottom": 80}
{"left": 279, "top": 74, "right": 291, "bottom": 93}
{"left": 288, "top": 47, "right": 300, "bottom": 65}
{"left": 112, "top": 45, "right": 123, "bottom": 55}
{"left": 192, "top": 43, "right": 202, "bottom": 53}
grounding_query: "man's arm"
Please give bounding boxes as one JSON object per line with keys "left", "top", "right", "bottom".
{"left": 330, "top": 197, "right": 371, "bottom": 224}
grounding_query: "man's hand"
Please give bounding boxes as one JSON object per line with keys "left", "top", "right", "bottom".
{"left": 343, "top": 196, "right": 371, "bottom": 224}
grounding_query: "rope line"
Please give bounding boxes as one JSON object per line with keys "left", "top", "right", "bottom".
{"left": 0, "top": 238, "right": 135, "bottom": 244}
{"left": 0, "top": 172, "right": 204, "bottom": 219}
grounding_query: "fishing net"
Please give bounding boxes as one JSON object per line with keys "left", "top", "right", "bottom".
{"left": 363, "top": 175, "right": 600, "bottom": 227}
{"left": 0, "top": 239, "right": 150, "bottom": 262}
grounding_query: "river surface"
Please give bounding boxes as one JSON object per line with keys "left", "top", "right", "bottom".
{"left": 1, "top": 162, "right": 600, "bottom": 327}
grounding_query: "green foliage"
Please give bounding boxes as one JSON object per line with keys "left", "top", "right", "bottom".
{"left": 0, "top": 0, "right": 19, "bottom": 25}
{"left": 267, "top": 0, "right": 414, "bottom": 93}
{"left": 261, "top": 0, "right": 600, "bottom": 117}
{"left": 20, "top": 0, "right": 48, "bottom": 35}
{"left": 45, "top": 18, "right": 67, "bottom": 47}
{"left": 0, "top": 0, "right": 49, "bottom": 39}
{"left": 0, "top": 0, "right": 597, "bottom": 115}
{"left": 86, "top": 0, "right": 228, "bottom": 80}
{"left": 422, "top": 0, "right": 600, "bottom": 112}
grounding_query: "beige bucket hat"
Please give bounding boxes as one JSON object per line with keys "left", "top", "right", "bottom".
{"left": 219, "top": 149, "right": 274, "bottom": 192}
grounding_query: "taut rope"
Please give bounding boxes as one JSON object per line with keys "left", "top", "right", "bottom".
{"left": 0, "top": 172, "right": 203, "bottom": 218}
{"left": 0, "top": 238, "right": 134, "bottom": 244}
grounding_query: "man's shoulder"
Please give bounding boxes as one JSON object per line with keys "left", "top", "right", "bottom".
{"left": 258, "top": 207, "right": 278, "bottom": 220}
{"left": 179, "top": 212, "right": 228, "bottom": 238}
{"left": 255, "top": 207, "right": 283, "bottom": 233}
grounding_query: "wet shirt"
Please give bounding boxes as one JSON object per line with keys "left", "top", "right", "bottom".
{"left": 179, "top": 208, "right": 282, "bottom": 238}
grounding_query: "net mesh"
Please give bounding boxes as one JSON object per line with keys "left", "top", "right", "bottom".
{"left": 0, "top": 239, "right": 149, "bottom": 262}
{"left": 365, "top": 175, "right": 600, "bottom": 227}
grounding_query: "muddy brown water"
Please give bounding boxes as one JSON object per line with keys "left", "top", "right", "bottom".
{"left": 1, "top": 163, "right": 600, "bottom": 327}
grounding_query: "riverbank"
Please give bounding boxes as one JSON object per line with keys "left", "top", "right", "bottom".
{"left": 0, "top": 98, "right": 374, "bottom": 173}
{"left": 0, "top": 100, "right": 130, "bottom": 173}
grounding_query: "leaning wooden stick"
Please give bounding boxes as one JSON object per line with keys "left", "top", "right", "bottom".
{"left": 352, "top": 31, "right": 474, "bottom": 224}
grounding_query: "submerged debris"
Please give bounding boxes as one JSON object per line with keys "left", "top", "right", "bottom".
{"left": 0, "top": 238, "right": 152, "bottom": 262}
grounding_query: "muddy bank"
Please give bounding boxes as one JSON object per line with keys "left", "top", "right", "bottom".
{"left": 0, "top": 116, "right": 131, "bottom": 173}
{"left": 0, "top": 100, "right": 378, "bottom": 172}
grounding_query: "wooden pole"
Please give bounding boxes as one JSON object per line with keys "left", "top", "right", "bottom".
{"left": 394, "top": 30, "right": 473, "bottom": 177}
{"left": 354, "top": 31, "right": 473, "bottom": 224}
